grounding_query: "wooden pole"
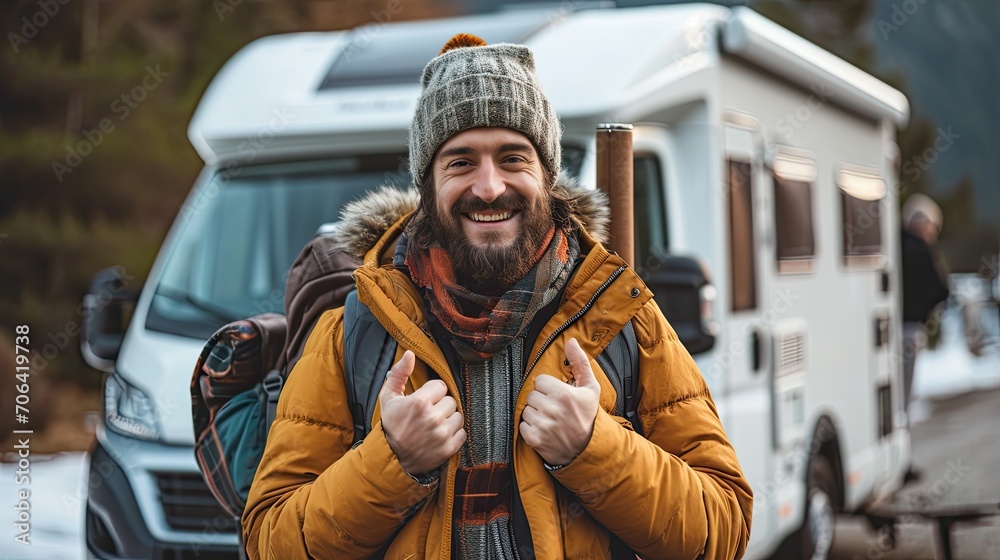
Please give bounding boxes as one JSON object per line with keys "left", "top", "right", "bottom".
{"left": 595, "top": 123, "right": 635, "bottom": 267}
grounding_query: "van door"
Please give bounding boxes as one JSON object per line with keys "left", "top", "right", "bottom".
{"left": 721, "top": 119, "right": 776, "bottom": 544}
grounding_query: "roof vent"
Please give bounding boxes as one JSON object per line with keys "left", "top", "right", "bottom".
{"left": 318, "top": 10, "right": 553, "bottom": 90}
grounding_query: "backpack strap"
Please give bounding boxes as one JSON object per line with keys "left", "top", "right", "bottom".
{"left": 263, "top": 369, "right": 284, "bottom": 430}
{"left": 595, "top": 320, "right": 643, "bottom": 437}
{"left": 343, "top": 289, "right": 398, "bottom": 444}
{"left": 599, "top": 320, "right": 642, "bottom": 560}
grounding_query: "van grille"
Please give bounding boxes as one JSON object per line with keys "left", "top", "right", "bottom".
{"left": 776, "top": 332, "right": 806, "bottom": 377}
{"left": 154, "top": 472, "right": 239, "bottom": 533}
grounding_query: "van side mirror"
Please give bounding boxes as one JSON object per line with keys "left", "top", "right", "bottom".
{"left": 642, "top": 252, "right": 718, "bottom": 355}
{"left": 81, "top": 266, "right": 141, "bottom": 372}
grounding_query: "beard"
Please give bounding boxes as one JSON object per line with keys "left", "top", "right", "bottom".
{"left": 428, "top": 190, "right": 554, "bottom": 292}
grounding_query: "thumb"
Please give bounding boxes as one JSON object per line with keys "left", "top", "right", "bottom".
{"left": 565, "top": 338, "right": 599, "bottom": 391}
{"left": 380, "top": 350, "right": 415, "bottom": 400}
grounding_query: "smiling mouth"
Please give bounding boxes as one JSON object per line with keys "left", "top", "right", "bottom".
{"left": 466, "top": 210, "right": 515, "bottom": 223}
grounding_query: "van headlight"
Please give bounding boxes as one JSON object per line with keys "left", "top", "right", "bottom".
{"left": 105, "top": 373, "right": 161, "bottom": 440}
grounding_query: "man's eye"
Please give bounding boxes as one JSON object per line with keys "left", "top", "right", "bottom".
{"left": 449, "top": 160, "right": 470, "bottom": 168}
{"left": 503, "top": 156, "right": 526, "bottom": 164}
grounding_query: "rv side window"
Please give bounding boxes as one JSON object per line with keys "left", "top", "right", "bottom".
{"left": 728, "top": 159, "right": 757, "bottom": 311}
{"left": 772, "top": 151, "right": 817, "bottom": 273}
{"left": 838, "top": 167, "right": 887, "bottom": 263}
{"left": 633, "top": 154, "right": 668, "bottom": 266}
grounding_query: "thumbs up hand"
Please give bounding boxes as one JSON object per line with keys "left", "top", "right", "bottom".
{"left": 379, "top": 350, "right": 466, "bottom": 477}
{"left": 520, "top": 338, "right": 602, "bottom": 467}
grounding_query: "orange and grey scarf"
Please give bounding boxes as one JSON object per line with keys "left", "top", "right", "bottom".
{"left": 405, "top": 227, "right": 579, "bottom": 362}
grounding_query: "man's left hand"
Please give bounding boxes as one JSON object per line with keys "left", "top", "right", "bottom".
{"left": 520, "top": 337, "right": 601, "bottom": 466}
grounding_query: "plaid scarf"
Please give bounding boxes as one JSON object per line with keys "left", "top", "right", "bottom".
{"left": 406, "top": 227, "right": 579, "bottom": 362}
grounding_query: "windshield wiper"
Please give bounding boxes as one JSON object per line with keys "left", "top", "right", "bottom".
{"left": 155, "top": 285, "right": 245, "bottom": 324}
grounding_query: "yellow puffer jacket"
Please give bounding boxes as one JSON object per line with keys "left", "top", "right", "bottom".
{"left": 243, "top": 212, "right": 752, "bottom": 559}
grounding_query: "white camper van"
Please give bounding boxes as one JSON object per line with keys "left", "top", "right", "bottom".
{"left": 81, "top": 4, "right": 910, "bottom": 559}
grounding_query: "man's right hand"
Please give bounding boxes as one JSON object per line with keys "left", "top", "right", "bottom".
{"left": 379, "top": 350, "right": 466, "bottom": 477}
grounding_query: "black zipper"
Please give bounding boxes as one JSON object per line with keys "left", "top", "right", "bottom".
{"left": 523, "top": 265, "right": 628, "bottom": 378}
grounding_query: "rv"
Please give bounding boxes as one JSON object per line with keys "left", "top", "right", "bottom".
{"left": 81, "top": 4, "right": 910, "bottom": 559}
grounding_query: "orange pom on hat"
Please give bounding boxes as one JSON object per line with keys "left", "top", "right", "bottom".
{"left": 439, "top": 33, "right": 488, "bottom": 54}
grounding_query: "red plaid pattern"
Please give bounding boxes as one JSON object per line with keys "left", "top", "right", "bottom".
{"left": 454, "top": 463, "right": 514, "bottom": 526}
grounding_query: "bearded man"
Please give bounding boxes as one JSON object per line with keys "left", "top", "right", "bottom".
{"left": 243, "top": 34, "right": 752, "bottom": 560}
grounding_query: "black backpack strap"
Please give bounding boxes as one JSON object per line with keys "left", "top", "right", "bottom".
{"left": 599, "top": 320, "right": 642, "bottom": 560}
{"left": 595, "top": 319, "right": 643, "bottom": 437}
{"left": 263, "top": 369, "right": 284, "bottom": 430}
{"left": 620, "top": 320, "right": 641, "bottom": 437}
{"left": 343, "top": 289, "right": 398, "bottom": 444}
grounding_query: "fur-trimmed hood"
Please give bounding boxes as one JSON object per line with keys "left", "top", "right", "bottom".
{"left": 333, "top": 172, "right": 610, "bottom": 259}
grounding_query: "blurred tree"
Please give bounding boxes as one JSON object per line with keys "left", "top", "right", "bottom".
{"left": 0, "top": 0, "right": 451, "bottom": 386}
{"left": 937, "top": 175, "right": 998, "bottom": 273}
{"left": 753, "top": 0, "right": 877, "bottom": 69}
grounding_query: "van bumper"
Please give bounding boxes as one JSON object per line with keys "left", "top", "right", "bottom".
{"left": 85, "top": 425, "right": 241, "bottom": 560}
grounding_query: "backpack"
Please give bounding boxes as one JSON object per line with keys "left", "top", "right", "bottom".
{"left": 189, "top": 226, "right": 642, "bottom": 524}
{"left": 190, "top": 225, "right": 370, "bottom": 519}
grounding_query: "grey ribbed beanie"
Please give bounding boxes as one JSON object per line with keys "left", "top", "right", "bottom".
{"left": 408, "top": 34, "right": 561, "bottom": 192}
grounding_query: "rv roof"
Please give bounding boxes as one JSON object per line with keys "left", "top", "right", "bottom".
{"left": 188, "top": 4, "right": 908, "bottom": 164}
{"left": 318, "top": 9, "right": 553, "bottom": 90}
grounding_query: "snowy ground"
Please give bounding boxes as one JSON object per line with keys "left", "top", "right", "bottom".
{"left": 1, "top": 280, "right": 997, "bottom": 560}
{"left": 0, "top": 452, "right": 87, "bottom": 560}
{"left": 909, "top": 283, "right": 1000, "bottom": 423}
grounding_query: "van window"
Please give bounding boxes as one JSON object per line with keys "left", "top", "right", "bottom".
{"left": 772, "top": 152, "right": 817, "bottom": 272}
{"left": 633, "top": 154, "right": 668, "bottom": 266}
{"left": 728, "top": 159, "right": 757, "bottom": 311}
{"left": 838, "top": 167, "right": 887, "bottom": 259}
{"left": 147, "top": 155, "right": 409, "bottom": 339}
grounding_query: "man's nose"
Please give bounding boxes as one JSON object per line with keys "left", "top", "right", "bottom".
{"left": 470, "top": 160, "right": 505, "bottom": 203}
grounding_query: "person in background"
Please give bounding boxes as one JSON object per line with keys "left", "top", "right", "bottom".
{"left": 900, "top": 193, "right": 950, "bottom": 419}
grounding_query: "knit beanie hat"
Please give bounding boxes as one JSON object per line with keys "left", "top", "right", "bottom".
{"left": 408, "top": 33, "right": 562, "bottom": 192}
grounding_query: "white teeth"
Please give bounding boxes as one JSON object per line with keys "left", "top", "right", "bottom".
{"left": 469, "top": 211, "right": 511, "bottom": 222}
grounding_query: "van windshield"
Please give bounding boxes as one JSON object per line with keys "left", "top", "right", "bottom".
{"left": 146, "top": 146, "right": 585, "bottom": 340}
{"left": 146, "top": 155, "right": 409, "bottom": 339}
